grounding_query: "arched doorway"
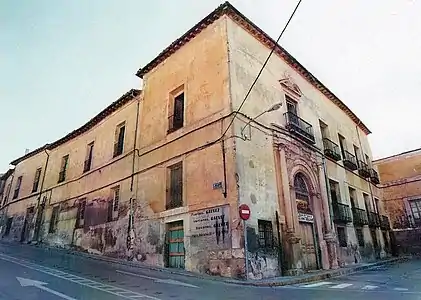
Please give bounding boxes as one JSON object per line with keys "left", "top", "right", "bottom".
{"left": 294, "top": 172, "right": 318, "bottom": 270}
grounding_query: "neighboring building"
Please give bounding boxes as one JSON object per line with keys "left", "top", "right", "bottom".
{"left": 374, "top": 148, "right": 421, "bottom": 254}
{"left": 0, "top": 2, "right": 390, "bottom": 279}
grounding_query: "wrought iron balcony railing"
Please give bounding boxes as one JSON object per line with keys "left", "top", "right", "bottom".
{"left": 380, "top": 215, "right": 390, "bottom": 230}
{"left": 352, "top": 207, "right": 369, "bottom": 226}
{"left": 370, "top": 169, "right": 380, "bottom": 185}
{"left": 333, "top": 202, "right": 353, "bottom": 224}
{"left": 343, "top": 150, "right": 358, "bottom": 171}
{"left": 358, "top": 160, "right": 371, "bottom": 178}
{"left": 323, "top": 138, "right": 341, "bottom": 161}
{"left": 368, "top": 211, "right": 380, "bottom": 228}
{"left": 284, "top": 112, "right": 315, "bottom": 144}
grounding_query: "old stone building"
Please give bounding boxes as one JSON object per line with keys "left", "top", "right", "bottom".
{"left": 0, "top": 2, "right": 390, "bottom": 279}
{"left": 374, "top": 148, "right": 421, "bottom": 254}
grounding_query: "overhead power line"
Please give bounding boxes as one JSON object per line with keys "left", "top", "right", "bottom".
{"left": 219, "top": 0, "right": 304, "bottom": 140}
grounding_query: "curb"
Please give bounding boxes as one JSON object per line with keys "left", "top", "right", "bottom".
{"left": 3, "top": 241, "right": 409, "bottom": 287}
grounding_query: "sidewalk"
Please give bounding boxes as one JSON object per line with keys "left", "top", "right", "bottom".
{"left": 4, "top": 240, "right": 409, "bottom": 287}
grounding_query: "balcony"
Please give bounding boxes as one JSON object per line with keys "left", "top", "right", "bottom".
{"left": 370, "top": 169, "right": 380, "bottom": 185}
{"left": 352, "top": 207, "right": 369, "bottom": 226}
{"left": 368, "top": 212, "right": 380, "bottom": 228}
{"left": 343, "top": 150, "right": 358, "bottom": 171}
{"left": 358, "top": 160, "right": 371, "bottom": 178}
{"left": 323, "top": 138, "right": 341, "bottom": 161}
{"left": 284, "top": 112, "right": 315, "bottom": 144}
{"left": 333, "top": 202, "right": 353, "bottom": 224}
{"left": 380, "top": 215, "right": 390, "bottom": 230}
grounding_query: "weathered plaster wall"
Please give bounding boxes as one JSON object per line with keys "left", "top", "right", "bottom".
{"left": 226, "top": 16, "right": 386, "bottom": 270}
{"left": 375, "top": 150, "right": 421, "bottom": 229}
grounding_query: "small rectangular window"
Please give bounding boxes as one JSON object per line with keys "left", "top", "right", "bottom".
{"left": 329, "top": 180, "right": 340, "bottom": 203}
{"left": 355, "top": 227, "right": 364, "bottom": 247}
{"left": 319, "top": 120, "right": 328, "bottom": 139}
{"left": 258, "top": 220, "right": 273, "bottom": 248}
{"left": 348, "top": 187, "right": 357, "bottom": 208}
{"left": 353, "top": 145, "right": 361, "bottom": 165}
{"left": 108, "top": 186, "right": 120, "bottom": 222}
{"left": 49, "top": 206, "right": 60, "bottom": 233}
{"left": 3, "top": 183, "right": 11, "bottom": 205}
{"left": 168, "top": 92, "right": 185, "bottom": 133}
{"left": 338, "top": 134, "right": 346, "bottom": 158}
{"left": 32, "top": 168, "right": 42, "bottom": 193}
{"left": 166, "top": 162, "right": 183, "bottom": 210}
{"left": 84, "top": 142, "right": 94, "bottom": 172}
{"left": 58, "top": 155, "right": 69, "bottom": 183}
{"left": 76, "top": 199, "right": 86, "bottom": 228}
{"left": 4, "top": 217, "right": 13, "bottom": 236}
{"left": 13, "top": 176, "right": 22, "bottom": 200}
{"left": 337, "top": 226, "right": 347, "bottom": 247}
{"left": 113, "top": 123, "right": 125, "bottom": 157}
{"left": 285, "top": 95, "right": 297, "bottom": 115}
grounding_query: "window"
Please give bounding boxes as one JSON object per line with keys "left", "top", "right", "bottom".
{"left": 382, "top": 230, "right": 389, "bottom": 249}
{"left": 374, "top": 198, "right": 380, "bottom": 214}
{"left": 168, "top": 92, "right": 185, "bottom": 133}
{"left": 108, "top": 186, "right": 120, "bottom": 222}
{"left": 319, "top": 120, "right": 328, "bottom": 139}
{"left": 348, "top": 187, "right": 357, "bottom": 208}
{"left": 353, "top": 145, "right": 361, "bottom": 163}
{"left": 363, "top": 193, "right": 371, "bottom": 212}
{"left": 365, "top": 154, "right": 371, "bottom": 167}
{"left": 285, "top": 95, "right": 297, "bottom": 115}
{"left": 329, "top": 180, "right": 340, "bottom": 203}
{"left": 58, "top": 155, "right": 69, "bottom": 183}
{"left": 338, "top": 134, "right": 346, "bottom": 158}
{"left": 409, "top": 199, "right": 421, "bottom": 226}
{"left": 355, "top": 228, "right": 364, "bottom": 247}
{"left": 3, "top": 183, "right": 11, "bottom": 205}
{"left": 84, "top": 142, "right": 94, "bottom": 172}
{"left": 13, "top": 176, "right": 22, "bottom": 199}
{"left": 336, "top": 226, "right": 347, "bottom": 247}
{"left": 258, "top": 220, "right": 273, "bottom": 248}
{"left": 166, "top": 162, "right": 183, "bottom": 210}
{"left": 32, "top": 168, "right": 42, "bottom": 193}
{"left": 113, "top": 123, "right": 125, "bottom": 157}
{"left": 4, "top": 217, "right": 13, "bottom": 236}
{"left": 49, "top": 206, "right": 60, "bottom": 233}
{"left": 76, "top": 199, "right": 86, "bottom": 227}
{"left": 294, "top": 173, "right": 309, "bottom": 202}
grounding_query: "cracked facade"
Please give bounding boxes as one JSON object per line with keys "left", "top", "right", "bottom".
{"left": 0, "top": 2, "right": 392, "bottom": 279}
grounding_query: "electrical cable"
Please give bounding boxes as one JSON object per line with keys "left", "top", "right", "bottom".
{"left": 218, "top": 0, "right": 303, "bottom": 140}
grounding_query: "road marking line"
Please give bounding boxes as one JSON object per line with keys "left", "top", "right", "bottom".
{"left": 301, "top": 281, "right": 333, "bottom": 288}
{"left": 116, "top": 269, "right": 200, "bottom": 288}
{"left": 17, "top": 277, "right": 77, "bottom": 300}
{"left": 362, "top": 285, "right": 378, "bottom": 290}
{"left": 330, "top": 283, "right": 353, "bottom": 289}
{"left": 394, "top": 288, "right": 409, "bottom": 291}
{"left": 0, "top": 253, "right": 161, "bottom": 300}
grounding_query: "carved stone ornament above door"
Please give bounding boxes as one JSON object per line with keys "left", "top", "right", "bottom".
{"left": 279, "top": 71, "right": 302, "bottom": 98}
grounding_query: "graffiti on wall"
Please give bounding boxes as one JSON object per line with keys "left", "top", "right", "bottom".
{"left": 190, "top": 205, "right": 230, "bottom": 247}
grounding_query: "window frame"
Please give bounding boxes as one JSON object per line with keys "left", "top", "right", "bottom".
{"left": 336, "top": 226, "right": 347, "bottom": 247}
{"left": 168, "top": 89, "right": 185, "bottom": 133}
{"left": 83, "top": 142, "right": 94, "bottom": 173}
{"left": 49, "top": 206, "right": 60, "bottom": 233}
{"left": 258, "top": 220, "right": 274, "bottom": 249}
{"left": 58, "top": 155, "right": 69, "bottom": 183}
{"left": 32, "top": 167, "right": 42, "bottom": 193}
{"left": 13, "top": 176, "right": 22, "bottom": 200}
{"left": 166, "top": 162, "right": 183, "bottom": 210}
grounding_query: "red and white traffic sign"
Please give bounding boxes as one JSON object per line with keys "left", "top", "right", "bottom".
{"left": 239, "top": 204, "right": 251, "bottom": 221}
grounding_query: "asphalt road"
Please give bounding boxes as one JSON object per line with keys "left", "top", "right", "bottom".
{"left": 0, "top": 242, "right": 420, "bottom": 300}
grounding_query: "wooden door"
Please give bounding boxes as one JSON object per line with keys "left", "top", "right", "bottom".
{"left": 168, "top": 221, "right": 185, "bottom": 269}
{"left": 299, "top": 222, "right": 318, "bottom": 270}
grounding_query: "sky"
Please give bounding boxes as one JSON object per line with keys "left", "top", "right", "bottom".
{"left": 1, "top": 0, "right": 420, "bottom": 171}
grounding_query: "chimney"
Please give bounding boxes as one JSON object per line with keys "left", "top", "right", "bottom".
{"left": 25, "top": 148, "right": 30, "bottom": 155}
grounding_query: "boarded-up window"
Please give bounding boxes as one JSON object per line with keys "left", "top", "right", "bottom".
{"left": 355, "top": 227, "right": 364, "bottom": 246}
{"left": 337, "top": 226, "right": 347, "bottom": 247}
{"left": 108, "top": 186, "right": 120, "bottom": 222}
{"left": 76, "top": 199, "right": 86, "bottom": 228}
{"left": 166, "top": 162, "right": 183, "bottom": 210}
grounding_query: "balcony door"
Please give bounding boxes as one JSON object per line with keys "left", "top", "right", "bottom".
{"left": 286, "top": 96, "right": 297, "bottom": 115}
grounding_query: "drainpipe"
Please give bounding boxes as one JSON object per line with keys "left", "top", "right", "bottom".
{"left": 33, "top": 148, "right": 50, "bottom": 243}
{"left": 127, "top": 91, "right": 140, "bottom": 260}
